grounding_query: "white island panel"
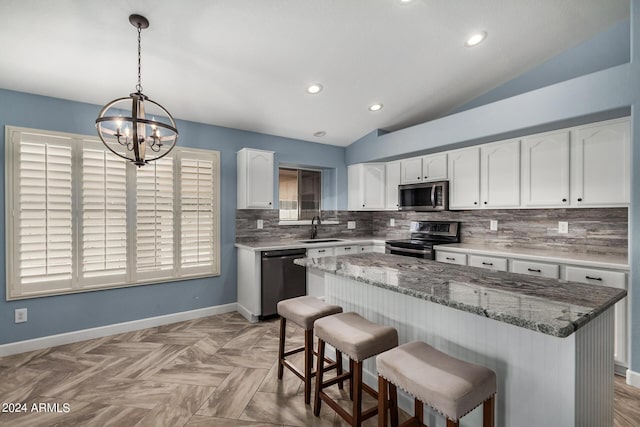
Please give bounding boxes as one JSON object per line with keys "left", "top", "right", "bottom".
{"left": 324, "top": 273, "right": 614, "bottom": 427}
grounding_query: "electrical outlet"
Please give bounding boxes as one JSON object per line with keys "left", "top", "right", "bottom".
{"left": 347, "top": 221, "right": 356, "bottom": 229}
{"left": 257, "top": 219, "right": 263, "bottom": 229}
{"left": 490, "top": 220, "right": 498, "bottom": 231}
{"left": 558, "top": 221, "right": 568, "bottom": 234}
{"left": 390, "top": 218, "right": 395, "bottom": 227}
{"left": 15, "top": 308, "right": 27, "bottom": 323}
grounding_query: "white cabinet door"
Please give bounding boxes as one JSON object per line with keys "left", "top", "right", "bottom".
{"left": 511, "top": 260, "right": 559, "bottom": 279}
{"left": 481, "top": 139, "right": 520, "bottom": 208}
{"left": 336, "top": 245, "right": 357, "bottom": 255}
{"left": 307, "top": 247, "right": 335, "bottom": 258}
{"left": 521, "top": 131, "right": 570, "bottom": 207}
{"left": 422, "top": 153, "right": 447, "bottom": 182}
{"left": 435, "top": 251, "right": 467, "bottom": 265}
{"left": 385, "top": 161, "right": 401, "bottom": 210}
{"left": 571, "top": 118, "right": 630, "bottom": 207}
{"left": 348, "top": 163, "right": 386, "bottom": 210}
{"left": 468, "top": 255, "right": 508, "bottom": 271}
{"left": 400, "top": 157, "right": 423, "bottom": 184}
{"left": 448, "top": 147, "right": 480, "bottom": 209}
{"left": 566, "top": 266, "right": 627, "bottom": 365}
{"left": 358, "top": 245, "right": 373, "bottom": 253}
{"left": 237, "top": 148, "right": 274, "bottom": 209}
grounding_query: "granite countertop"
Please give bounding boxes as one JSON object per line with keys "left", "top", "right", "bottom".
{"left": 235, "top": 237, "right": 385, "bottom": 251}
{"left": 433, "top": 243, "right": 629, "bottom": 270}
{"left": 296, "top": 252, "right": 627, "bottom": 338}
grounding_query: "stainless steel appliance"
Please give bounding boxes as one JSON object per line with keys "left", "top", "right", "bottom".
{"left": 261, "top": 248, "right": 307, "bottom": 319}
{"left": 385, "top": 221, "right": 459, "bottom": 259}
{"left": 398, "top": 180, "right": 449, "bottom": 211}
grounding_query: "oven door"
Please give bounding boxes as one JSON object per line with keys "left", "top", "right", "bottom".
{"left": 385, "top": 244, "right": 433, "bottom": 259}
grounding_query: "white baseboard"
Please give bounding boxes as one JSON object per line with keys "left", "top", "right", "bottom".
{"left": 236, "top": 303, "right": 259, "bottom": 323}
{"left": 627, "top": 368, "right": 640, "bottom": 389}
{"left": 0, "top": 303, "right": 237, "bottom": 357}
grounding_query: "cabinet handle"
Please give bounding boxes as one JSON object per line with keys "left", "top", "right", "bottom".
{"left": 362, "top": 204, "right": 365, "bottom": 207}
{"left": 577, "top": 198, "right": 583, "bottom": 202}
{"left": 446, "top": 257, "right": 456, "bottom": 261}
{"left": 269, "top": 202, "right": 272, "bottom": 205}
{"left": 424, "top": 176, "right": 428, "bottom": 179}
{"left": 417, "top": 177, "right": 421, "bottom": 180}
{"left": 344, "top": 247, "right": 352, "bottom": 250}
{"left": 527, "top": 268, "right": 541, "bottom": 273}
{"left": 473, "top": 201, "right": 478, "bottom": 205}
{"left": 585, "top": 275, "right": 602, "bottom": 281}
{"left": 483, "top": 201, "right": 487, "bottom": 205}
{"left": 318, "top": 250, "right": 326, "bottom": 253}
{"left": 562, "top": 198, "right": 567, "bottom": 202}
{"left": 482, "top": 262, "right": 493, "bottom": 266}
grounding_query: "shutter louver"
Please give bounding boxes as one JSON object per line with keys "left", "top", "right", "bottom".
{"left": 18, "top": 140, "right": 73, "bottom": 285}
{"left": 136, "top": 157, "right": 174, "bottom": 273}
{"left": 81, "top": 148, "right": 127, "bottom": 278}
{"left": 180, "top": 158, "right": 214, "bottom": 269}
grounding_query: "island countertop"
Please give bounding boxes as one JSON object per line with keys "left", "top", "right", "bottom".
{"left": 296, "top": 252, "right": 626, "bottom": 338}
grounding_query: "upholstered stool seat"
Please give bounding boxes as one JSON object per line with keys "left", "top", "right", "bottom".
{"left": 377, "top": 341, "right": 496, "bottom": 427}
{"left": 314, "top": 312, "right": 398, "bottom": 427}
{"left": 276, "top": 296, "right": 343, "bottom": 404}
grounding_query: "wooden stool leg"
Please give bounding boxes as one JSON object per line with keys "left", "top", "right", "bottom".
{"left": 353, "top": 361, "right": 363, "bottom": 427}
{"left": 378, "top": 376, "right": 388, "bottom": 427}
{"left": 389, "top": 383, "right": 398, "bottom": 427}
{"left": 304, "top": 329, "right": 313, "bottom": 405}
{"left": 414, "top": 399, "right": 423, "bottom": 426}
{"left": 349, "top": 358, "right": 355, "bottom": 400}
{"left": 337, "top": 350, "right": 344, "bottom": 390}
{"left": 313, "top": 339, "right": 326, "bottom": 416}
{"left": 483, "top": 395, "right": 495, "bottom": 427}
{"left": 277, "top": 317, "right": 286, "bottom": 379}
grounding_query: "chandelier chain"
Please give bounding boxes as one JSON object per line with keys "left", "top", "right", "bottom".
{"left": 136, "top": 24, "right": 143, "bottom": 93}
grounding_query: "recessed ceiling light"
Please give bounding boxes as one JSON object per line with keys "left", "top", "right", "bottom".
{"left": 306, "top": 83, "right": 323, "bottom": 94}
{"left": 368, "top": 103, "right": 384, "bottom": 112}
{"left": 465, "top": 31, "right": 487, "bottom": 47}
{"left": 313, "top": 131, "right": 326, "bottom": 137}
{"left": 400, "top": 0, "right": 414, "bottom": 3}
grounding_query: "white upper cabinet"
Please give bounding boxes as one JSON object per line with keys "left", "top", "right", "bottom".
{"left": 237, "top": 148, "right": 274, "bottom": 209}
{"left": 480, "top": 139, "right": 521, "bottom": 208}
{"left": 385, "top": 161, "right": 401, "bottom": 210}
{"left": 448, "top": 147, "right": 480, "bottom": 209}
{"left": 571, "top": 118, "right": 630, "bottom": 207}
{"left": 521, "top": 130, "right": 570, "bottom": 207}
{"left": 422, "top": 153, "right": 448, "bottom": 182}
{"left": 348, "top": 163, "right": 386, "bottom": 210}
{"left": 400, "top": 154, "right": 447, "bottom": 184}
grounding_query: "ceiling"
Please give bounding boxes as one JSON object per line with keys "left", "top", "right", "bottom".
{"left": 0, "top": 0, "right": 629, "bottom": 147}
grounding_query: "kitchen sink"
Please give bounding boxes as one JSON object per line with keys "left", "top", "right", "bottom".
{"left": 299, "top": 238, "right": 344, "bottom": 243}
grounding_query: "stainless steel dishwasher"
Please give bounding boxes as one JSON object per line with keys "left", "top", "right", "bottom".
{"left": 260, "top": 248, "right": 307, "bottom": 319}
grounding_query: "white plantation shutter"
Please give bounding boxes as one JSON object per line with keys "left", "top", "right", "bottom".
{"left": 180, "top": 153, "right": 217, "bottom": 273}
{"left": 136, "top": 157, "right": 174, "bottom": 275}
{"left": 81, "top": 147, "right": 127, "bottom": 281}
{"left": 6, "top": 126, "right": 220, "bottom": 299}
{"left": 15, "top": 134, "right": 73, "bottom": 294}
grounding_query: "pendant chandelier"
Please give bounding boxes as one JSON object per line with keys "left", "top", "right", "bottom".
{"left": 95, "top": 14, "right": 178, "bottom": 167}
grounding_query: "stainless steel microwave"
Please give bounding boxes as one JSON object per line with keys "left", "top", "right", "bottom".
{"left": 398, "top": 180, "right": 449, "bottom": 211}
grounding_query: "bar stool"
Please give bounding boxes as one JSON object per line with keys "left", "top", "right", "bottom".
{"left": 377, "top": 341, "right": 496, "bottom": 427}
{"left": 313, "top": 312, "right": 398, "bottom": 427}
{"left": 277, "top": 296, "right": 343, "bottom": 404}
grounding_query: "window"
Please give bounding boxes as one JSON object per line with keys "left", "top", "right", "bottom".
{"left": 6, "top": 126, "right": 220, "bottom": 300}
{"left": 278, "top": 167, "right": 321, "bottom": 221}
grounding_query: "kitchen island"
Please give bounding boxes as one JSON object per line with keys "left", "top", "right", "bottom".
{"left": 296, "top": 252, "right": 627, "bottom": 427}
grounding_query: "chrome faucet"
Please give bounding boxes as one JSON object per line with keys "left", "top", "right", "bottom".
{"left": 310, "top": 215, "right": 321, "bottom": 239}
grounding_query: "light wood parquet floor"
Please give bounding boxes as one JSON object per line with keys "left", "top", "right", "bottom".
{"left": 0, "top": 311, "right": 638, "bottom": 427}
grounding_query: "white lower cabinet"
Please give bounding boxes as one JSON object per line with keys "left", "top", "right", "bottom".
{"left": 358, "top": 244, "right": 373, "bottom": 253}
{"left": 565, "top": 266, "right": 628, "bottom": 366}
{"left": 511, "top": 260, "right": 560, "bottom": 279}
{"left": 435, "top": 251, "right": 467, "bottom": 265}
{"left": 307, "top": 247, "right": 335, "bottom": 258}
{"left": 468, "top": 255, "right": 508, "bottom": 271}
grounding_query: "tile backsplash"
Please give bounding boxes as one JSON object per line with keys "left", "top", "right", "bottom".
{"left": 236, "top": 208, "right": 628, "bottom": 257}
{"left": 372, "top": 208, "right": 628, "bottom": 257}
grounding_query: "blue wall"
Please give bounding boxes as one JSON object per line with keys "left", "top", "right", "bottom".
{"left": 0, "top": 89, "right": 346, "bottom": 345}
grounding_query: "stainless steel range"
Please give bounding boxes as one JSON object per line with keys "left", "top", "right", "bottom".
{"left": 385, "top": 221, "right": 460, "bottom": 259}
